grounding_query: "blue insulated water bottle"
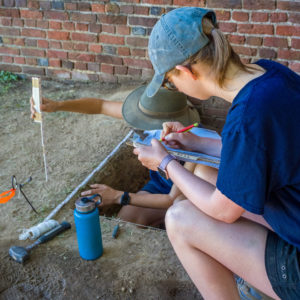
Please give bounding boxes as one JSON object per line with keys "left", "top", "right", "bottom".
{"left": 74, "top": 194, "right": 103, "bottom": 260}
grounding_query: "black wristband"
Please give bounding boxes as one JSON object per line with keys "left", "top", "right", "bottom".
{"left": 120, "top": 191, "right": 130, "bottom": 206}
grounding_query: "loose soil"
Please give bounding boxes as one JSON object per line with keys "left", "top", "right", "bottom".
{"left": 0, "top": 79, "right": 202, "bottom": 299}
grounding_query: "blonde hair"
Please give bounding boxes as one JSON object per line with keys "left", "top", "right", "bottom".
{"left": 168, "top": 17, "right": 253, "bottom": 87}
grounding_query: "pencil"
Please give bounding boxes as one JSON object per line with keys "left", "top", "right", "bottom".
{"left": 160, "top": 122, "right": 199, "bottom": 142}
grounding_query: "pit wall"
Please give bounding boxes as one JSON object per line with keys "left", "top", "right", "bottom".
{"left": 0, "top": 0, "right": 299, "bottom": 130}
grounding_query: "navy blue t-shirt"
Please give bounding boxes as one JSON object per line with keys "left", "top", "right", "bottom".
{"left": 216, "top": 59, "right": 300, "bottom": 250}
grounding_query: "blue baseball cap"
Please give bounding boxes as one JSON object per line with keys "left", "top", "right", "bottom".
{"left": 146, "top": 7, "right": 216, "bottom": 98}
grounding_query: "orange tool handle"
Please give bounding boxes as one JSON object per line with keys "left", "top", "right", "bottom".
{"left": 0, "top": 189, "right": 16, "bottom": 203}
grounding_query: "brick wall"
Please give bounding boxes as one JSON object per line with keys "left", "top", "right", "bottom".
{"left": 0, "top": 0, "right": 299, "bottom": 129}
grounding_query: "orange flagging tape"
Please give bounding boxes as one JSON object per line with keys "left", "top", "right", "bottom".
{"left": 0, "top": 189, "right": 16, "bottom": 203}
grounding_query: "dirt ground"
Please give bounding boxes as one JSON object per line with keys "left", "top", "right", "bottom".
{"left": 0, "top": 79, "right": 202, "bottom": 299}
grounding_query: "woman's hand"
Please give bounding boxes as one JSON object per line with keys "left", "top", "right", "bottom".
{"left": 162, "top": 121, "right": 201, "bottom": 151}
{"left": 81, "top": 184, "right": 123, "bottom": 206}
{"left": 30, "top": 97, "right": 59, "bottom": 119}
{"left": 133, "top": 139, "right": 169, "bottom": 171}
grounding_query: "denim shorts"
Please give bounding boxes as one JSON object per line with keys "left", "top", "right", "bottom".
{"left": 265, "top": 230, "right": 300, "bottom": 299}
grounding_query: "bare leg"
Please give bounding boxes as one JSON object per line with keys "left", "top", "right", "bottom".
{"left": 118, "top": 191, "right": 166, "bottom": 227}
{"left": 165, "top": 200, "right": 279, "bottom": 300}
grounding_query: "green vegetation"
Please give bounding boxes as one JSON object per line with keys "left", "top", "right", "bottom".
{"left": 0, "top": 70, "right": 20, "bottom": 95}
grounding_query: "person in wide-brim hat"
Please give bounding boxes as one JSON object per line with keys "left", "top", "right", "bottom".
{"left": 122, "top": 84, "right": 199, "bottom": 130}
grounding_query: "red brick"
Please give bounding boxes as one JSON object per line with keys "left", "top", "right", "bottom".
{"left": 25, "top": 39, "right": 37, "bottom": 47}
{"left": 26, "top": 57, "right": 37, "bottom": 65}
{"left": 76, "top": 23, "right": 89, "bottom": 31}
{"left": 65, "top": 3, "right": 77, "bottom": 10}
{"left": 3, "top": 56, "right": 13, "bottom": 63}
{"left": 263, "top": 37, "right": 288, "bottom": 48}
{"left": 215, "top": 10, "right": 231, "bottom": 21}
{"left": 48, "top": 31, "right": 69, "bottom": 40}
{"left": 219, "top": 22, "right": 237, "bottom": 33}
{"left": 99, "top": 73, "right": 117, "bottom": 83}
{"left": 259, "top": 48, "right": 277, "bottom": 59}
{"left": 62, "top": 42, "right": 73, "bottom": 50}
{"left": 228, "top": 35, "right": 245, "bottom": 45}
{"left": 100, "top": 15, "right": 127, "bottom": 25}
{"left": 129, "top": 16, "right": 157, "bottom": 27}
{"left": 276, "top": 26, "right": 300, "bottom": 37}
{"left": 246, "top": 36, "right": 262, "bottom": 46}
{"left": 23, "top": 66, "right": 45, "bottom": 76}
{"left": 22, "top": 28, "right": 46, "bottom": 38}
{"left": 114, "top": 65, "right": 127, "bottom": 75}
{"left": 48, "top": 50, "right": 67, "bottom": 59}
{"left": 73, "top": 43, "right": 88, "bottom": 51}
{"left": 118, "top": 47, "right": 130, "bottom": 56}
{"left": 78, "top": 2, "right": 91, "bottom": 11}
{"left": 14, "top": 57, "right": 25, "bottom": 64}
{"left": 14, "top": 38, "right": 25, "bottom": 46}
{"left": 49, "top": 21, "right": 62, "bottom": 29}
{"left": 102, "top": 24, "right": 115, "bottom": 34}
{"left": 87, "top": 63, "right": 100, "bottom": 72}
{"left": 116, "top": 25, "right": 130, "bottom": 35}
{"left": 72, "top": 71, "right": 89, "bottom": 81}
{"left": 38, "top": 40, "right": 49, "bottom": 48}
{"left": 2, "top": 37, "right": 13, "bottom": 44}
{"left": 126, "top": 37, "right": 148, "bottom": 47}
{"left": 292, "top": 39, "right": 300, "bottom": 49}
{"left": 68, "top": 53, "right": 95, "bottom": 62}
{"left": 27, "top": 0, "right": 40, "bottom": 9}
{"left": 36, "top": 20, "right": 48, "bottom": 29}
{"left": 270, "top": 13, "right": 287, "bottom": 23}
{"left": 128, "top": 67, "right": 141, "bottom": 76}
{"left": 101, "top": 64, "right": 114, "bottom": 74}
{"left": 288, "top": 13, "right": 300, "bottom": 24}
{"left": 131, "top": 49, "right": 146, "bottom": 57}
{"left": 44, "top": 11, "right": 68, "bottom": 20}
{"left": 278, "top": 49, "right": 300, "bottom": 60}
{"left": 21, "top": 48, "right": 45, "bottom": 57}
{"left": 123, "top": 57, "right": 152, "bottom": 69}
{"left": 91, "top": 4, "right": 105, "bottom": 13}
{"left": 71, "top": 32, "right": 97, "bottom": 42}
{"left": 39, "top": 1, "right": 51, "bottom": 10}
{"left": 63, "top": 22, "right": 75, "bottom": 31}
{"left": 89, "top": 24, "right": 102, "bottom": 33}
{"left": 1, "top": 18, "right": 12, "bottom": 26}
{"left": 120, "top": 5, "right": 134, "bottom": 14}
{"left": 74, "top": 62, "right": 87, "bottom": 70}
{"left": 3, "top": 0, "right": 15, "bottom": 7}
{"left": 134, "top": 6, "right": 149, "bottom": 15}
{"left": 96, "top": 54, "right": 123, "bottom": 65}
{"left": 105, "top": 3, "right": 120, "bottom": 14}
{"left": 207, "top": 0, "right": 241, "bottom": 9}
{"left": 49, "top": 58, "right": 61, "bottom": 67}
{"left": 243, "top": 0, "right": 275, "bottom": 10}
{"left": 0, "top": 8, "right": 19, "bottom": 18}
{"left": 289, "top": 62, "right": 300, "bottom": 73}
{"left": 89, "top": 44, "right": 102, "bottom": 53}
{"left": 232, "top": 11, "right": 249, "bottom": 22}
{"left": 174, "top": 0, "right": 205, "bottom": 6}
{"left": 238, "top": 24, "right": 274, "bottom": 35}
{"left": 13, "top": 18, "right": 24, "bottom": 27}
{"left": 251, "top": 12, "right": 269, "bottom": 22}
{"left": 49, "top": 41, "right": 62, "bottom": 49}
{"left": 0, "top": 64, "right": 22, "bottom": 73}
{"left": 141, "top": 0, "right": 171, "bottom": 4}
{"left": 24, "top": 19, "right": 35, "bottom": 27}
{"left": 20, "top": 9, "right": 42, "bottom": 19}
{"left": 232, "top": 45, "right": 257, "bottom": 56}
{"left": 277, "top": 1, "right": 300, "bottom": 11}
{"left": 48, "top": 69, "right": 70, "bottom": 79}
{"left": 70, "top": 12, "right": 96, "bottom": 23}
{"left": 99, "top": 34, "right": 124, "bottom": 45}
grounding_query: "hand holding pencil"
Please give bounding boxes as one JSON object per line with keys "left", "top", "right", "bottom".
{"left": 160, "top": 122, "right": 199, "bottom": 141}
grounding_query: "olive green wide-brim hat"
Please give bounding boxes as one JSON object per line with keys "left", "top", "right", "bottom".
{"left": 122, "top": 85, "right": 200, "bottom": 130}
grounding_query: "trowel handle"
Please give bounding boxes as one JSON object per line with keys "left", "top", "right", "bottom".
{"left": 38, "top": 221, "right": 71, "bottom": 244}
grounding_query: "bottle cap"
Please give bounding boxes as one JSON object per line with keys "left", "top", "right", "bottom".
{"left": 75, "top": 194, "right": 101, "bottom": 213}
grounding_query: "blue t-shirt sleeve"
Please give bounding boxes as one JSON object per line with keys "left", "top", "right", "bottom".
{"left": 216, "top": 130, "right": 269, "bottom": 214}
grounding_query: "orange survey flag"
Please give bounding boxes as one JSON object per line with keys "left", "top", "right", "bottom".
{"left": 0, "top": 188, "right": 16, "bottom": 204}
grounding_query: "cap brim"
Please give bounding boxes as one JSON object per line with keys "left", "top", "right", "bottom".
{"left": 122, "top": 85, "right": 200, "bottom": 130}
{"left": 145, "top": 72, "right": 165, "bottom": 98}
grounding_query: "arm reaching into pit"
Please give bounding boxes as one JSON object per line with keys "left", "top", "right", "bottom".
{"left": 30, "top": 97, "right": 123, "bottom": 119}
